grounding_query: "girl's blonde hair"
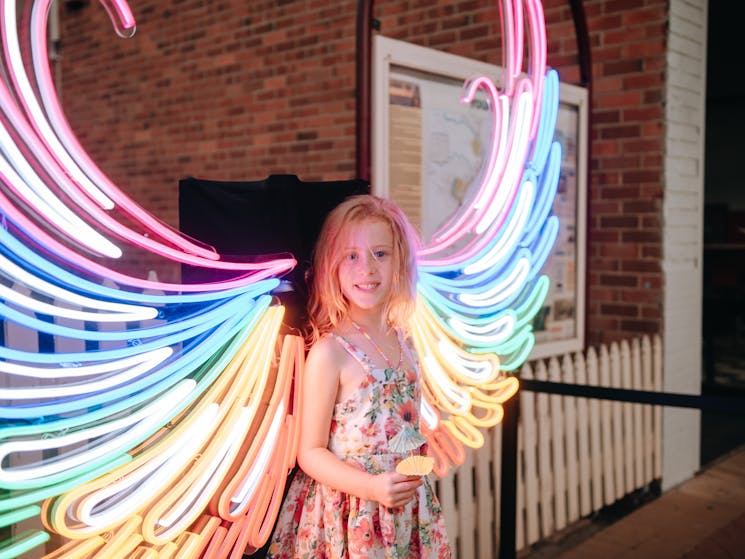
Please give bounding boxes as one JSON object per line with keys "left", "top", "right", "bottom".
{"left": 306, "top": 194, "right": 420, "bottom": 344}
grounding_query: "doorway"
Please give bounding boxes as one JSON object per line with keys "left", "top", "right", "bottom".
{"left": 701, "top": 0, "right": 745, "bottom": 466}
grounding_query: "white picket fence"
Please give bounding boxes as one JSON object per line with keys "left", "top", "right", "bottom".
{"left": 435, "top": 335, "right": 663, "bottom": 558}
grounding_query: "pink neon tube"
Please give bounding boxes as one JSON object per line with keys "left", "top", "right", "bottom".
{"left": 28, "top": 0, "right": 223, "bottom": 261}
{"left": 421, "top": 77, "right": 504, "bottom": 249}
{"left": 418, "top": 0, "right": 547, "bottom": 264}
{"left": 0, "top": 185, "right": 295, "bottom": 292}
{"left": 419, "top": 80, "right": 533, "bottom": 266}
{"left": 1, "top": 1, "right": 252, "bottom": 269}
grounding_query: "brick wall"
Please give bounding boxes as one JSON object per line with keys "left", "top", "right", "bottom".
{"left": 57, "top": 0, "right": 668, "bottom": 345}
{"left": 580, "top": 0, "right": 668, "bottom": 345}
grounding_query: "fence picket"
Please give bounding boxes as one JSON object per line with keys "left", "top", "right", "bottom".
{"left": 608, "top": 343, "right": 625, "bottom": 499}
{"left": 438, "top": 469, "right": 458, "bottom": 557}
{"left": 516, "top": 422, "right": 525, "bottom": 552}
{"left": 475, "top": 439, "right": 493, "bottom": 558}
{"left": 597, "top": 345, "right": 615, "bottom": 505}
{"left": 631, "top": 339, "right": 645, "bottom": 489}
{"left": 457, "top": 449, "right": 476, "bottom": 559}
{"left": 548, "top": 357, "right": 567, "bottom": 531}
{"left": 519, "top": 363, "right": 540, "bottom": 546}
{"left": 574, "top": 351, "right": 594, "bottom": 515}
{"left": 534, "top": 360, "right": 554, "bottom": 538}
{"left": 653, "top": 336, "right": 663, "bottom": 478}
{"left": 491, "top": 424, "right": 503, "bottom": 553}
{"left": 584, "top": 347, "right": 604, "bottom": 511}
{"left": 641, "top": 336, "right": 654, "bottom": 483}
{"left": 620, "top": 341, "right": 634, "bottom": 494}
{"left": 561, "top": 354, "right": 580, "bottom": 524}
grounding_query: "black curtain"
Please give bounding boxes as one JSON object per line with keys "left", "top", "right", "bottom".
{"left": 179, "top": 174, "right": 370, "bottom": 333}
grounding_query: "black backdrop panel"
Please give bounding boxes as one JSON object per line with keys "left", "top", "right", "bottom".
{"left": 179, "top": 174, "right": 369, "bottom": 332}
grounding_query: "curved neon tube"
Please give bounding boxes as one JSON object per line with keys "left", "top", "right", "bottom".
{"left": 0, "top": 305, "right": 254, "bottom": 418}
{"left": 0, "top": 380, "right": 195, "bottom": 485}
{"left": 427, "top": 80, "right": 506, "bottom": 248}
{"left": 0, "top": 0, "right": 112, "bottom": 209}
{"left": 0, "top": 282, "right": 155, "bottom": 324}
{"left": 0, "top": 188, "right": 294, "bottom": 290}
{"left": 0, "top": 293, "right": 261, "bottom": 364}
{"left": 0, "top": 253, "right": 157, "bottom": 321}
{"left": 5, "top": 356, "right": 155, "bottom": 387}
{"left": 0, "top": 302, "right": 265, "bottom": 426}
{"left": 96, "top": 0, "right": 137, "bottom": 38}
{"left": 0, "top": 226, "right": 280, "bottom": 302}
{"left": 38, "top": 308, "right": 283, "bottom": 541}
{"left": 0, "top": 529, "right": 49, "bottom": 559}
{"left": 77, "top": 404, "right": 220, "bottom": 530}
{"left": 463, "top": 180, "right": 534, "bottom": 275}
{"left": 419, "top": 178, "right": 534, "bottom": 278}
{"left": 526, "top": 70, "right": 559, "bottom": 175}
{"left": 448, "top": 314, "right": 515, "bottom": 346}
{"left": 419, "top": 82, "right": 534, "bottom": 266}
{"left": 526, "top": 215, "right": 559, "bottom": 279}
{"left": 0, "top": 453, "right": 131, "bottom": 514}
{"left": 474, "top": 84, "right": 533, "bottom": 235}
{"left": 523, "top": 142, "right": 560, "bottom": 247}
{"left": 0, "top": 291, "right": 253, "bottom": 343}
{"left": 0, "top": 0, "right": 300, "bottom": 271}
{"left": 29, "top": 0, "right": 221, "bottom": 261}
{"left": 458, "top": 257, "right": 530, "bottom": 307}
{"left": 0, "top": 149, "right": 121, "bottom": 258}
{"left": 231, "top": 401, "right": 285, "bottom": 508}
{"left": 0, "top": 348, "right": 171, "bottom": 399}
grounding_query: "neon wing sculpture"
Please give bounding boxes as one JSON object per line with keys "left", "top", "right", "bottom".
{"left": 0, "top": 1, "right": 302, "bottom": 557}
{"left": 0, "top": 0, "right": 560, "bottom": 557}
{"left": 413, "top": 0, "right": 561, "bottom": 475}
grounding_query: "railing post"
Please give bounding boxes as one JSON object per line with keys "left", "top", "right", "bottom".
{"left": 499, "top": 390, "right": 520, "bottom": 559}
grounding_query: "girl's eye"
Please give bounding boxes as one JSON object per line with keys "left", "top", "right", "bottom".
{"left": 373, "top": 250, "right": 387, "bottom": 259}
{"left": 346, "top": 252, "right": 358, "bottom": 261}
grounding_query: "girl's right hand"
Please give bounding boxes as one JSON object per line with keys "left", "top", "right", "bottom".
{"left": 369, "top": 471, "right": 423, "bottom": 508}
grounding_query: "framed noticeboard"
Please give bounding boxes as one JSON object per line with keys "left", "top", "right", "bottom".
{"left": 372, "top": 36, "right": 587, "bottom": 359}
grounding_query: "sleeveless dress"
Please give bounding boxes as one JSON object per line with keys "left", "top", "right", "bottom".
{"left": 266, "top": 333, "right": 451, "bottom": 558}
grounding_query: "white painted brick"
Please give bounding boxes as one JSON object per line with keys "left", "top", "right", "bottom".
{"left": 668, "top": 33, "right": 705, "bottom": 58}
{"left": 669, "top": 0, "right": 705, "bottom": 23}
{"left": 662, "top": 0, "right": 706, "bottom": 492}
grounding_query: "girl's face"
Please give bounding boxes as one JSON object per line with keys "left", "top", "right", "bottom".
{"left": 336, "top": 218, "right": 395, "bottom": 320}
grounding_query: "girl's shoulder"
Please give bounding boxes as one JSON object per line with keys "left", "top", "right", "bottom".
{"left": 306, "top": 332, "right": 355, "bottom": 370}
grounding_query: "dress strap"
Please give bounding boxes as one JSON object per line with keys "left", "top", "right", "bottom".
{"left": 330, "top": 333, "right": 372, "bottom": 371}
{"left": 399, "top": 335, "right": 420, "bottom": 374}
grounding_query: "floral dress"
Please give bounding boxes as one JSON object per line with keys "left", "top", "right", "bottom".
{"left": 267, "top": 333, "right": 451, "bottom": 559}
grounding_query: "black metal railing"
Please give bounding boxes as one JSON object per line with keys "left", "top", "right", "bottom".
{"left": 498, "top": 380, "right": 745, "bottom": 559}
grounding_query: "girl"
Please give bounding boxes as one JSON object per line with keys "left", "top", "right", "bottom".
{"left": 267, "top": 195, "right": 450, "bottom": 558}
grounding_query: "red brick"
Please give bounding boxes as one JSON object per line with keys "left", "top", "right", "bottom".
{"left": 601, "top": 244, "right": 640, "bottom": 258}
{"left": 600, "top": 303, "right": 640, "bottom": 317}
{"left": 622, "top": 230, "right": 661, "bottom": 244}
{"left": 621, "top": 289, "right": 662, "bottom": 305}
{"left": 620, "top": 320, "right": 660, "bottom": 334}
{"left": 600, "top": 274, "right": 638, "bottom": 288}
{"left": 600, "top": 216, "right": 639, "bottom": 228}
{"left": 621, "top": 260, "right": 661, "bottom": 273}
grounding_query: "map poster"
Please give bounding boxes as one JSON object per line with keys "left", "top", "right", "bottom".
{"left": 388, "top": 68, "right": 491, "bottom": 245}
{"left": 384, "top": 59, "right": 586, "bottom": 359}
